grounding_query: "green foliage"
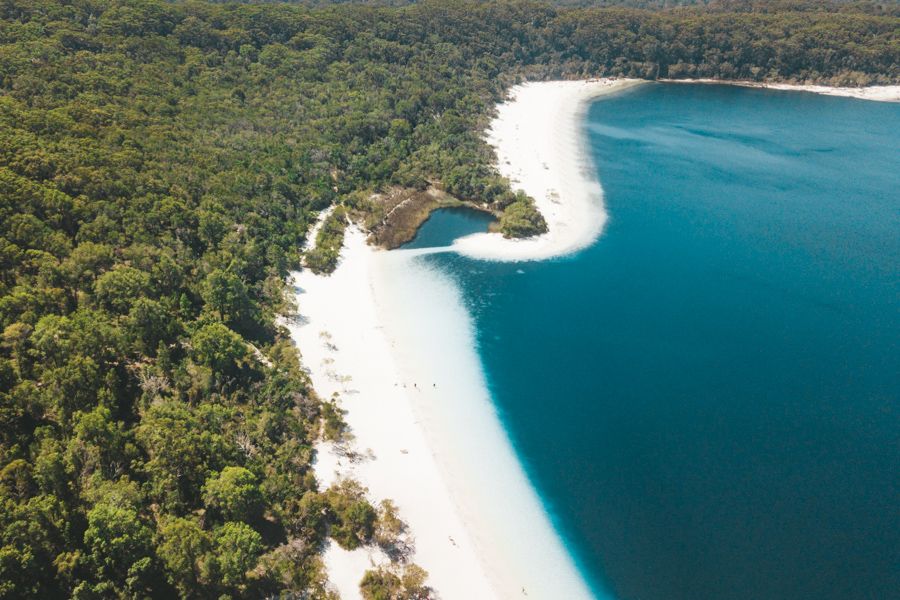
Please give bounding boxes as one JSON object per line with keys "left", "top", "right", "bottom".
{"left": 203, "top": 466, "right": 263, "bottom": 523}
{"left": 207, "top": 521, "right": 264, "bottom": 591}
{"left": 255, "top": 540, "right": 331, "bottom": 596}
{"left": 333, "top": 500, "right": 377, "bottom": 550}
{"left": 305, "top": 207, "right": 349, "bottom": 275}
{"left": 126, "top": 297, "right": 174, "bottom": 356}
{"left": 0, "top": 494, "right": 72, "bottom": 598}
{"left": 321, "top": 399, "right": 348, "bottom": 442}
{"left": 324, "top": 480, "right": 377, "bottom": 551}
{"left": 360, "top": 569, "right": 403, "bottom": 600}
{"left": 68, "top": 405, "right": 127, "bottom": 483}
{"left": 498, "top": 194, "right": 549, "bottom": 238}
{"left": 360, "top": 564, "right": 431, "bottom": 600}
{"left": 82, "top": 502, "right": 157, "bottom": 596}
{"left": 201, "top": 268, "right": 255, "bottom": 329}
{"left": 190, "top": 322, "right": 249, "bottom": 374}
{"left": 94, "top": 266, "right": 151, "bottom": 314}
{"left": 156, "top": 516, "right": 211, "bottom": 597}
{"left": 135, "top": 400, "right": 236, "bottom": 512}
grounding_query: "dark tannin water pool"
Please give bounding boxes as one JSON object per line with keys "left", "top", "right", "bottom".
{"left": 405, "top": 84, "right": 899, "bottom": 600}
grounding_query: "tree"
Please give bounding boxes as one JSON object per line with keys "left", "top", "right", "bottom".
{"left": 93, "top": 266, "right": 150, "bottom": 314}
{"left": 206, "top": 522, "right": 263, "bottom": 591}
{"left": 374, "top": 499, "right": 411, "bottom": 562}
{"left": 157, "top": 516, "right": 211, "bottom": 597}
{"left": 0, "top": 494, "right": 71, "bottom": 598}
{"left": 136, "top": 401, "right": 235, "bottom": 511}
{"left": 67, "top": 405, "right": 125, "bottom": 482}
{"left": 325, "top": 480, "right": 377, "bottom": 551}
{"left": 497, "top": 193, "right": 548, "bottom": 238}
{"left": 189, "top": 322, "right": 249, "bottom": 374}
{"left": 0, "top": 460, "right": 34, "bottom": 503}
{"left": 62, "top": 242, "right": 115, "bottom": 292}
{"left": 1, "top": 321, "right": 31, "bottom": 377}
{"left": 126, "top": 298, "right": 172, "bottom": 356}
{"left": 201, "top": 268, "right": 252, "bottom": 327}
{"left": 360, "top": 568, "right": 402, "bottom": 600}
{"left": 203, "top": 466, "right": 263, "bottom": 523}
{"left": 360, "top": 564, "right": 431, "bottom": 600}
{"left": 82, "top": 503, "right": 154, "bottom": 592}
{"left": 42, "top": 354, "right": 102, "bottom": 425}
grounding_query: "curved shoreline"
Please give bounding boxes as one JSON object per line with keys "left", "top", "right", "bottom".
{"left": 453, "top": 79, "right": 644, "bottom": 262}
{"left": 290, "top": 80, "right": 646, "bottom": 599}
{"left": 290, "top": 81, "right": 632, "bottom": 599}
{"left": 291, "top": 227, "right": 597, "bottom": 599}
{"left": 292, "top": 224, "right": 601, "bottom": 598}
{"left": 453, "top": 78, "right": 898, "bottom": 262}
{"left": 288, "top": 78, "right": 900, "bottom": 599}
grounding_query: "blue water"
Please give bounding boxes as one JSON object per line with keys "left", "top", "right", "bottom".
{"left": 404, "top": 84, "right": 900, "bottom": 600}
{"left": 404, "top": 206, "right": 495, "bottom": 249}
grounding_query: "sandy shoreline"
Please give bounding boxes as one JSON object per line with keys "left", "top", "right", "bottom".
{"left": 287, "top": 77, "right": 900, "bottom": 598}
{"left": 289, "top": 229, "right": 496, "bottom": 599}
{"left": 452, "top": 77, "right": 897, "bottom": 264}
{"left": 290, "top": 80, "right": 633, "bottom": 599}
{"left": 453, "top": 79, "right": 644, "bottom": 261}
{"left": 661, "top": 78, "right": 900, "bottom": 102}
{"left": 289, "top": 80, "right": 641, "bottom": 599}
{"left": 290, "top": 225, "right": 598, "bottom": 599}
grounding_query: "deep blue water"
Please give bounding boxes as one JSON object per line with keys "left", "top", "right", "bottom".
{"left": 405, "top": 84, "right": 900, "bottom": 600}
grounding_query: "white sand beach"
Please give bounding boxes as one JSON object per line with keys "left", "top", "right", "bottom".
{"left": 288, "top": 228, "right": 495, "bottom": 599}
{"left": 662, "top": 78, "right": 900, "bottom": 102}
{"left": 453, "top": 79, "right": 644, "bottom": 261}
{"left": 289, "top": 226, "right": 598, "bottom": 599}
{"left": 452, "top": 78, "right": 897, "bottom": 264}
{"left": 287, "top": 80, "right": 644, "bottom": 599}
{"left": 287, "top": 76, "right": 900, "bottom": 598}
{"left": 763, "top": 82, "right": 900, "bottom": 102}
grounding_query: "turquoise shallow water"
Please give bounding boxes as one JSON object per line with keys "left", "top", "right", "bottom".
{"left": 405, "top": 84, "right": 899, "bottom": 600}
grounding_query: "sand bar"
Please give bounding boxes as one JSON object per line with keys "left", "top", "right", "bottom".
{"left": 453, "top": 78, "right": 644, "bottom": 261}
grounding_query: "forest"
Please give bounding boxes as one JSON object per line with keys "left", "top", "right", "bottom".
{"left": 0, "top": 0, "right": 897, "bottom": 598}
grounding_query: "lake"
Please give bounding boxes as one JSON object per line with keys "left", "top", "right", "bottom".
{"left": 405, "top": 83, "right": 899, "bottom": 600}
